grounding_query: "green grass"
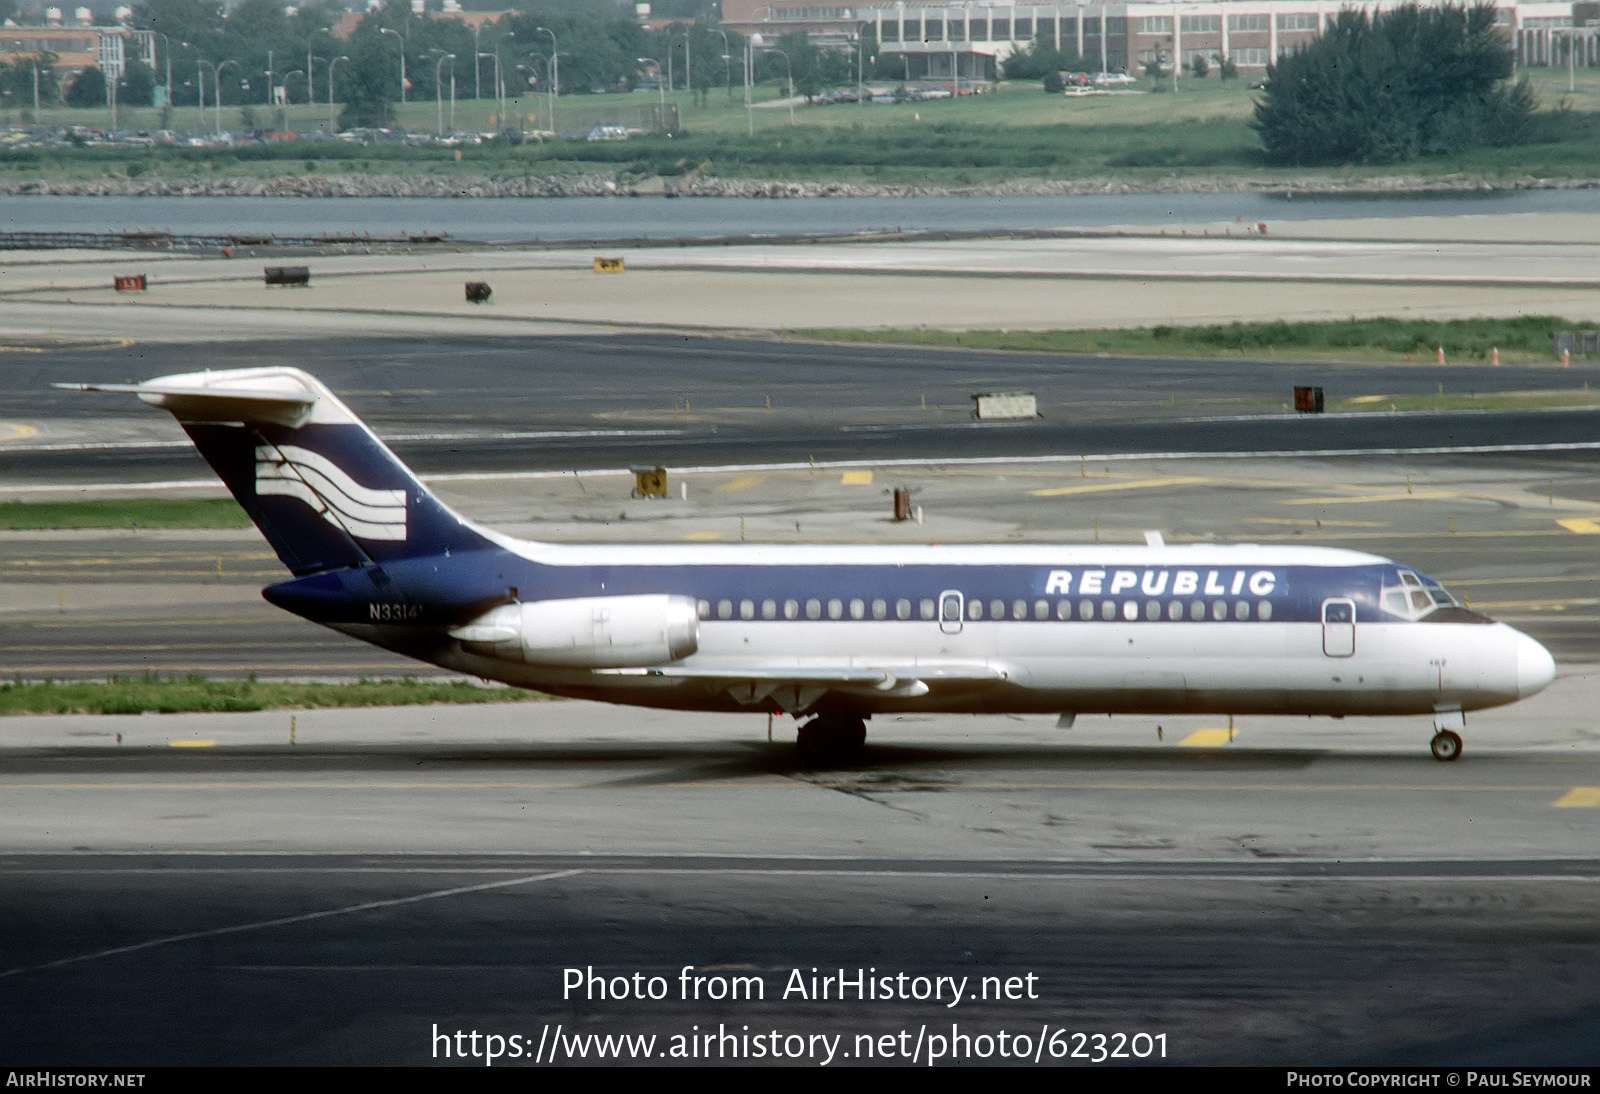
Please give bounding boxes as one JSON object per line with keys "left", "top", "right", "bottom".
{"left": 0, "top": 675, "right": 547, "bottom": 716}
{"left": 799, "top": 316, "right": 1595, "bottom": 364}
{"left": 5, "top": 72, "right": 1599, "bottom": 185}
{"left": 0, "top": 498, "right": 249, "bottom": 530}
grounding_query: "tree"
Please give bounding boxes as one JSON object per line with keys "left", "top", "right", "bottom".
{"left": 1218, "top": 56, "right": 1238, "bottom": 83}
{"left": 337, "top": 29, "right": 398, "bottom": 128}
{"left": 1189, "top": 54, "right": 1209, "bottom": 79}
{"left": 1253, "top": 2, "right": 1534, "bottom": 165}
{"left": 65, "top": 67, "right": 106, "bottom": 107}
{"left": 119, "top": 61, "right": 158, "bottom": 107}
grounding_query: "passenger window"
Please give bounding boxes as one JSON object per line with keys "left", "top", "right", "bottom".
{"left": 990, "top": 599, "right": 1004, "bottom": 620}
{"left": 1235, "top": 601, "right": 1250, "bottom": 620}
{"left": 806, "top": 599, "right": 822, "bottom": 619}
{"left": 1212, "top": 601, "right": 1227, "bottom": 621}
{"left": 827, "top": 598, "right": 843, "bottom": 620}
{"left": 1012, "top": 600, "right": 1027, "bottom": 620}
{"left": 919, "top": 598, "right": 936, "bottom": 620}
{"left": 896, "top": 599, "right": 912, "bottom": 620}
{"left": 1167, "top": 600, "right": 1183, "bottom": 621}
{"left": 1122, "top": 601, "right": 1138, "bottom": 621}
{"left": 850, "top": 598, "right": 865, "bottom": 620}
{"left": 1079, "top": 600, "right": 1093, "bottom": 621}
{"left": 717, "top": 599, "right": 733, "bottom": 620}
{"left": 1258, "top": 601, "right": 1273, "bottom": 621}
{"left": 969, "top": 599, "right": 984, "bottom": 620}
{"left": 872, "top": 599, "right": 887, "bottom": 619}
{"left": 697, "top": 599, "right": 711, "bottom": 620}
{"left": 1101, "top": 601, "right": 1116, "bottom": 621}
{"left": 783, "top": 599, "right": 799, "bottom": 619}
{"left": 762, "top": 600, "right": 777, "bottom": 620}
{"left": 740, "top": 599, "right": 755, "bottom": 620}
{"left": 1034, "top": 600, "right": 1049, "bottom": 619}
{"left": 1146, "top": 601, "right": 1161, "bottom": 620}
{"left": 1190, "top": 601, "right": 1206, "bottom": 621}
{"left": 1056, "top": 600, "right": 1071, "bottom": 621}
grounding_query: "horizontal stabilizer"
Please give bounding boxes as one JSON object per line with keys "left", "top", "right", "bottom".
{"left": 56, "top": 372, "right": 323, "bottom": 428}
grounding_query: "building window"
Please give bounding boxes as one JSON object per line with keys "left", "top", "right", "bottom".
{"left": 1136, "top": 17, "right": 1172, "bottom": 35}
{"left": 1277, "top": 13, "right": 1319, "bottom": 31}
{"left": 1227, "top": 14, "right": 1269, "bottom": 32}
{"left": 1180, "top": 15, "right": 1219, "bottom": 33}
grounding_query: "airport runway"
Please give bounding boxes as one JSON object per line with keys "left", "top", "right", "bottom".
{"left": 1, "top": 701, "right": 1598, "bottom": 1066}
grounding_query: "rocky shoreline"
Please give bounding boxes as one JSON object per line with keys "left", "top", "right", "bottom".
{"left": 2, "top": 172, "right": 1596, "bottom": 199}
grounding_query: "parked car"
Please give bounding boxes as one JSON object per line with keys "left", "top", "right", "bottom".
{"left": 586, "top": 125, "right": 630, "bottom": 142}
{"left": 1092, "top": 71, "right": 1137, "bottom": 87}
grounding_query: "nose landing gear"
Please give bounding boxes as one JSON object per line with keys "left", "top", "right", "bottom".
{"left": 1429, "top": 709, "right": 1465, "bottom": 761}
{"left": 1429, "top": 729, "right": 1463, "bottom": 762}
{"left": 796, "top": 712, "right": 867, "bottom": 763}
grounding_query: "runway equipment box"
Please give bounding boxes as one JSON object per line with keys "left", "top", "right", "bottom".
{"left": 1552, "top": 331, "right": 1599, "bottom": 359}
{"left": 263, "top": 266, "right": 311, "bottom": 287}
{"left": 893, "top": 487, "right": 912, "bottom": 522}
{"left": 112, "top": 275, "right": 146, "bottom": 292}
{"left": 631, "top": 465, "right": 668, "bottom": 498}
{"left": 971, "top": 392, "right": 1038, "bottom": 420}
{"left": 1294, "top": 386, "right": 1325, "bottom": 414}
{"left": 594, "top": 257, "right": 626, "bottom": 274}
{"left": 465, "top": 281, "right": 492, "bottom": 304}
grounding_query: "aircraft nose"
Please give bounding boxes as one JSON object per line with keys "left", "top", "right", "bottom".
{"left": 1515, "top": 630, "right": 1556, "bottom": 698}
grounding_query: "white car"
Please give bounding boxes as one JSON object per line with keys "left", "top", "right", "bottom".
{"left": 1092, "top": 71, "right": 1137, "bottom": 87}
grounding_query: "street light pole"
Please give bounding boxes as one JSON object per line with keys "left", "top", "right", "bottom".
{"left": 379, "top": 26, "right": 406, "bottom": 106}
{"left": 195, "top": 59, "right": 213, "bottom": 130}
{"left": 714, "top": 29, "right": 732, "bottom": 102}
{"left": 637, "top": 56, "right": 665, "bottom": 126}
{"left": 765, "top": 47, "right": 793, "bottom": 124}
{"left": 535, "top": 26, "right": 557, "bottom": 138}
{"left": 329, "top": 54, "right": 349, "bottom": 131}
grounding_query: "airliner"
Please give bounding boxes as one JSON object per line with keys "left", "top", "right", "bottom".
{"left": 71, "top": 366, "right": 1557, "bottom": 761}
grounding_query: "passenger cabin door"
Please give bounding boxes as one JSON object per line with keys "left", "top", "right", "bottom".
{"left": 1322, "top": 598, "right": 1356, "bottom": 657}
{"left": 939, "top": 590, "right": 964, "bottom": 635}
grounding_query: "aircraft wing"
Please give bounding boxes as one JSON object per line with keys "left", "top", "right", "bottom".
{"left": 598, "top": 661, "right": 1007, "bottom": 711}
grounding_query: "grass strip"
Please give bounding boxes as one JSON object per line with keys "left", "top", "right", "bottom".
{"left": 0, "top": 498, "right": 250, "bottom": 530}
{"left": 0, "top": 675, "right": 548, "bottom": 716}
{"left": 799, "top": 316, "right": 1592, "bottom": 363}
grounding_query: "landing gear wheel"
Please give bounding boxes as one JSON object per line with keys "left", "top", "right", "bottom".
{"left": 1430, "top": 730, "right": 1463, "bottom": 762}
{"left": 796, "top": 714, "right": 867, "bottom": 764}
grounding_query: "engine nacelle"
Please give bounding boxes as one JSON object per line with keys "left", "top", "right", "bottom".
{"left": 448, "top": 594, "right": 699, "bottom": 669}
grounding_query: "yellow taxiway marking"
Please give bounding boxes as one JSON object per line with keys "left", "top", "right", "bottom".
{"left": 1031, "top": 476, "right": 1210, "bottom": 498}
{"left": 168, "top": 740, "right": 215, "bottom": 749}
{"left": 1554, "top": 787, "right": 1600, "bottom": 808}
{"left": 0, "top": 423, "right": 39, "bottom": 441}
{"left": 716, "top": 474, "right": 765, "bottom": 493}
{"left": 1557, "top": 518, "right": 1600, "bottom": 535}
{"left": 1348, "top": 395, "right": 1388, "bottom": 404}
{"left": 840, "top": 470, "right": 874, "bottom": 485}
{"left": 682, "top": 530, "right": 723, "bottom": 541}
{"left": 1282, "top": 492, "right": 1460, "bottom": 505}
{"left": 1178, "top": 729, "right": 1236, "bottom": 747}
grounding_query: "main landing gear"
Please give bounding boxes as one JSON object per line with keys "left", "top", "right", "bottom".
{"left": 796, "top": 712, "right": 867, "bottom": 763}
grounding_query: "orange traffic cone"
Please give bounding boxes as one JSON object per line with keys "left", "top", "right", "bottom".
{"left": 1437, "top": 346, "right": 1446, "bottom": 365}
{"left": 1562, "top": 348, "right": 1571, "bottom": 368}
{"left": 1491, "top": 347, "right": 1500, "bottom": 366}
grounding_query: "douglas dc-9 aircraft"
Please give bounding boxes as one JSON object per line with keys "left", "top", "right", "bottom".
{"left": 73, "top": 366, "right": 1556, "bottom": 761}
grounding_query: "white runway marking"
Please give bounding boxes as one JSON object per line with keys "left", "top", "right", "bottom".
{"left": 0, "top": 869, "right": 581, "bottom": 979}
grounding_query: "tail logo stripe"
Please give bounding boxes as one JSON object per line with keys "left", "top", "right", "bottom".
{"left": 254, "top": 443, "right": 407, "bottom": 542}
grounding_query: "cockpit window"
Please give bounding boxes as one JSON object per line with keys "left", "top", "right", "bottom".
{"left": 1380, "top": 569, "right": 1485, "bottom": 623}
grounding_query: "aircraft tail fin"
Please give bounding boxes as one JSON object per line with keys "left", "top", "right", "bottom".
{"left": 64, "top": 367, "right": 494, "bottom": 576}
